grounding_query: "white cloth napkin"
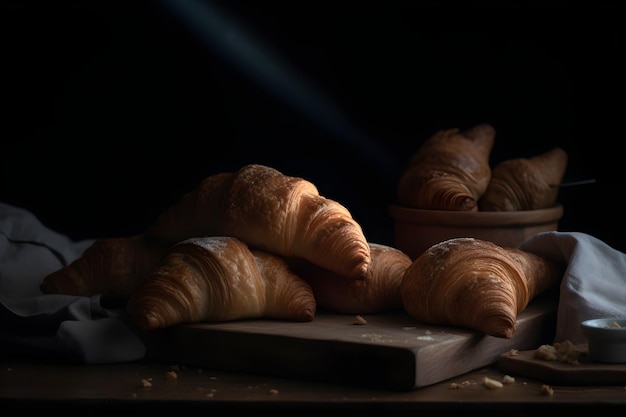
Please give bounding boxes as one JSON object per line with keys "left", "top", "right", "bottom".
{"left": 0, "top": 202, "right": 145, "bottom": 363}
{"left": 518, "top": 231, "right": 626, "bottom": 344}
{"left": 0, "top": 202, "right": 95, "bottom": 299}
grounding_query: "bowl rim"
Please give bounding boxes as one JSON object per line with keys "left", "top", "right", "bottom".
{"left": 388, "top": 204, "right": 563, "bottom": 227}
{"left": 581, "top": 318, "right": 626, "bottom": 330}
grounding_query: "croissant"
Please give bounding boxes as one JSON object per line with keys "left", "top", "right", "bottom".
{"left": 40, "top": 234, "right": 169, "bottom": 299}
{"left": 400, "top": 237, "right": 563, "bottom": 338}
{"left": 126, "top": 236, "right": 317, "bottom": 330}
{"left": 289, "top": 243, "right": 412, "bottom": 314}
{"left": 478, "top": 147, "right": 568, "bottom": 211}
{"left": 397, "top": 123, "right": 495, "bottom": 211}
{"left": 144, "top": 164, "right": 371, "bottom": 279}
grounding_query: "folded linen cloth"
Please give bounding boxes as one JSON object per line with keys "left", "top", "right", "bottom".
{"left": 518, "top": 231, "right": 626, "bottom": 344}
{"left": 0, "top": 202, "right": 145, "bottom": 363}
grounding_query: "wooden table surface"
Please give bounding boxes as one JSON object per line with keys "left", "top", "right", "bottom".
{"left": 2, "top": 354, "right": 625, "bottom": 417}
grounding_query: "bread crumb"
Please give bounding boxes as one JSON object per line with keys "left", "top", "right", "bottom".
{"left": 165, "top": 370, "right": 178, "bottom": 381}
{"left": 534, "top": 344, "right": 557, "bottom": 361}
{"left": 483, "top": 376, "right": 503, "bottom": 389}
{"left": 540, "top": 384, "right": 554, "bottom": 396}
{"left": 353, "top": 315, "right": 367, "bottom": 325}
{"left": 534, "top": 340, "right": 580, "bottom": 364}
{"left": 268, "top": 388, "right": 279, "bottom": 395}
{"left": 449, "top": 382, "right": 465, "bottom": 389}
{"left": 507, "top": 349, "right": 519, "bottom": 356}
{"left": 502, "top": 375, "right": 515, "bottom": 385}
{"left": 139, "top": 379, "right": 152, "bottom": 388}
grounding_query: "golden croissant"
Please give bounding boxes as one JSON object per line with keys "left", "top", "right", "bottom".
{"left": 400, "top": 237, "right": 563, "bottom": 338}
{"left": 479, "top": 147, "right": 568, "bottom": 211}
{"left": 144, "top": 164, "right": 371, "bottom": 279}
{"left": 289, "top": 243, "right": 412, "bottom": 314}
{"left": 397, "top": 123, "right": 495, "bottom": 211}
{"left": 126, "top": 236, "right": 317, "bottom": 330}
{"left": 40, "top": 234, "right": 169, "bottom": 299}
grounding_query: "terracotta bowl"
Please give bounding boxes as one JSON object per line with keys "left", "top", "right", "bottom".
{"left": 388, "top": 204, "right": 563, "bottom": 260}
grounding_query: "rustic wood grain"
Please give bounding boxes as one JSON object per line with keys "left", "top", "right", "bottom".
{"left": 498, "top": 345, "right": 626, "bottom": 385}
{"left": 141, "top": 296, "right": 558, "bottom": 390}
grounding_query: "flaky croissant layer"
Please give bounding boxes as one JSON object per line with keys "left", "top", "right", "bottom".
{"left": 40, "top": 234, "right": 169, "bottom": 299}
{"left": 126, "top": 236, "right": 317, "bottom": 331}
{"left": 145, "top": 164, "right": 371, "bottom": 279}
{"left": 400, "top": 237, "right": 563, "bottom": 338}
{"left": 289, "top": 242, "right": 412, "bottom": 314}
{"left": 479, "top": 147, "right": 568, "bottom": 211}
{"left": 397, "top": 123, "right": 495, "bottom": 212}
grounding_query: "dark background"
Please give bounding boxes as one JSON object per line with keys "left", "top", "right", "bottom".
{"left": 2, "top": 0, "right": 624, "bottom": 253}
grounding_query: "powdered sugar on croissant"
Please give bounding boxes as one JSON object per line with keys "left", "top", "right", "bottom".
{"left": 145, "top": 164, "right": 371, "bottom": 279}
{"left": 127, "top": 236, "right": 316, "bottom": 330}
{"left": 400, "top": 237, "right": 563, "bottom": 338}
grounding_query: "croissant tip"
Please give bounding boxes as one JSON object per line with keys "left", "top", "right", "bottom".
{"left": 39, "top": 280, "right": 52, "bottom": 294}
{"left": 128, "top": 309, "right": 163, "bottom": 331}
{"left": 503, "top": 329, "right": 515, "bottom": 339}
{"left": 489, "top": 326, "right": 515, "bottom": 339}
{"left": 302, "top": 307, "right": 316, "bottom": 321}
{"left": 354, "top": 262, "right": 372, "bottom": 280}
{"left": 40, "top": 274, "right": 87, "bottom": 297}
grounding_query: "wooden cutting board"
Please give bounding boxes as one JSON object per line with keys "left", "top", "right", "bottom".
{"left": 142, "top": 296, "right": 557, "bottom": 390}
{"left": 498, "top": 345, "right": 626, "bottom": 385}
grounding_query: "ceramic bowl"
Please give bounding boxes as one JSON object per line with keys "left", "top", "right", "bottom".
{"left": 580, "top": 318, "right": 626, "bottom": 364}
{"left": 388, "top": 204, "right": 563, "bottom": 260}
